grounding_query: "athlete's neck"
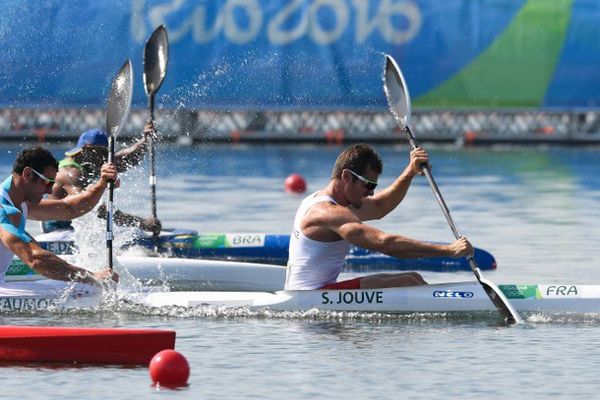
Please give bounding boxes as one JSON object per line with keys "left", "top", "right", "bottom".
{"left": 321, "top": 179, "right": 348, "bottom": 207}
{"left": 7, "top": 174, "right": 25, "bottom": 209}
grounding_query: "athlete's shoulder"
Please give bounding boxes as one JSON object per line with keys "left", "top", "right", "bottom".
{"left": 58, "top": 157, "right": 82, "bottom": 170}
{"left": 56, "top": 163, "right": 82, "bottom": 182}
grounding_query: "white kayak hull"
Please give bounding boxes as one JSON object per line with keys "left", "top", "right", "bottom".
{"left": 0, "top": 281, "right": 598, "bottom": 315}
{"left": 141, "top": 281, "right": 600, "bottom": 314}
{"left": 7, "top": 256, "right": 286, "bottom": 292}
{"left": 0, "top": 280, "right": 103, "bottom": 312}
{"left": 112, "top": 256, "right": 286, "bottom": 291}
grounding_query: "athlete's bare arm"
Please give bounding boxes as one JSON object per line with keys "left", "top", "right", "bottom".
{"left": 304, "top": 201, "right": 471, "bottom": 259}
{"left": 353, "top": 148, "right": 429, "bottom": 221}
{"left": 29, "top": 163, "right": 117, "bottom": 221}
{"left": 0, "top": 229, "right": 117, "bottom": 284}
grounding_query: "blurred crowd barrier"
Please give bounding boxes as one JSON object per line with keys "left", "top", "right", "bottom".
{"left": 1, "top": 108, "right": 600, "bottom": 145}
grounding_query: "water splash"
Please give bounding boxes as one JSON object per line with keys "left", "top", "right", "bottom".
{"left": 70, "top": 211, "right": 150, "bottom": 292}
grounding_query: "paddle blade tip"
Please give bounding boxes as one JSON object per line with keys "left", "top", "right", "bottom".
{"left": 106, "top": 59, "right": 134, "bottom": 137}
{"left": 382, "top": 54, "right": 411, "bottom": 129}
{"left": 144, "top": 26, "right": 169, "bottom": 95}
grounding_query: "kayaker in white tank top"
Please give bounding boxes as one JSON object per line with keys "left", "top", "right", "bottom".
{"left": 285, "top": 192, "right": 351, "bottom": 290}
{"left": 283, "top": 144, "right": 474, "bottom": 292}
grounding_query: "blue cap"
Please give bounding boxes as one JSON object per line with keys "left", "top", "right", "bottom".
{"left": 65, "top": 129, "right": 109, "bottom": 156}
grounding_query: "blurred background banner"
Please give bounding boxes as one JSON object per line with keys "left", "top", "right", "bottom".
{"left": 0, "top": 0, "right": 597, "bottom": 110}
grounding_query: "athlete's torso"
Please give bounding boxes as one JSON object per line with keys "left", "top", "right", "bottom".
{"left": 285, "top": 192, "right": 351, "bottom": 290}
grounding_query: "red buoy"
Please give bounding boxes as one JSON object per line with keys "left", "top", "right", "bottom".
{"left": 285, "top": 174, "right": 307, "bottom": 193}
{"left": 149, "top": 349, "right": 190, "bottom": 387}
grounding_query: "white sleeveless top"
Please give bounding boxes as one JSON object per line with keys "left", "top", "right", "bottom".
{"left": 0, "top": 177, "right": 29, "bottom": 281}
{"left": 285, "top": 192, "right": 351, "bottom": 290}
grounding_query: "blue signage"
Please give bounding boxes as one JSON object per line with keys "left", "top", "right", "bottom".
{"left": 0, "top": 0, "right": 598, "bottom": 109}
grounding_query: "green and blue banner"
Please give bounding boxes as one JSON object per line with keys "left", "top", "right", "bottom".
{"left": 0, "top": 0, "right": 595, "bottom": 109}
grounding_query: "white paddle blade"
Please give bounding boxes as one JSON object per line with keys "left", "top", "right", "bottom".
{"left": 143, "top": 25, "right": 169, "bottom": 95}
{"left": 106, "top": 59, "right": 134, "bottom": 138}
{"left": 383, "top": 54, "right": 412, "bottom": 129}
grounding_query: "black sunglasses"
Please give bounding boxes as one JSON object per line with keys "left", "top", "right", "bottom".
{"left": 347, "top": 169, "right": 378, "bottom": 191}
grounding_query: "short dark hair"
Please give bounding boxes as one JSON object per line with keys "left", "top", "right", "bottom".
{"left": 331, "top": 143, "right": 383, "bottom": 179}
{"left": 13, "top": 146, "right": 58, "bottom": 174}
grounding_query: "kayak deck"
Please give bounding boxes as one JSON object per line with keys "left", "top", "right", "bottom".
{"left": 3, "top": 280, "right": 597, "bottom": 316}
{"left": 37, "top": 230, "right": 497, "bottom": 272}
{"left": 143, "top": 282, "right": 600, "bottom": 314}
{"left": 7, "top": 256, "right": 288, "bottom": 292}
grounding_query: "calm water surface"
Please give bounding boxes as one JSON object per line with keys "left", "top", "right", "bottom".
{"left": 1, "top": 142, "right": 599, "bottom": 399}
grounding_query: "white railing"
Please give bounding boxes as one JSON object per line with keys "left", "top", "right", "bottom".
{"left": 1, "top": 108, "right": 599, "bottom": 143}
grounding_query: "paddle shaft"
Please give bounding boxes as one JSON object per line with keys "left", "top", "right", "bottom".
{"left": 403, "top": 126, "right": 521, "bottom": 323}
{"left": 148, "top": 93, "right": 157, "bottom": 219}
{"left": 106, "top": 135, "right": 115, "bottom": 271}
{"left": 147, "top": 93, "right": 161, "bottom": 254}
{"left": 403, "top": 127, "right": 481, "bottom": 274}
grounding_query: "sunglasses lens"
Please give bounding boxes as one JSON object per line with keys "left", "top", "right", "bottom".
{"left": 348, "top": 170, "right": 377, "bottom": 191}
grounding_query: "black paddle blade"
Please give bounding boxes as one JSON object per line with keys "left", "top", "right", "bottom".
{"left": 383, "top": 54, "right": 411, "bottom": 130}
{"left": 479, "top": 277, "right": 523, "bottom": 325}
{"left": 143, "top": 25, "right": 169, "bottom": 96}
{"left": 106, "top": 59, "right": 133, "bottom": 138}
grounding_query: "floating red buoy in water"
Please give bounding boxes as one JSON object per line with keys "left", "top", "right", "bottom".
{"left": 463, "top": 130, "right": 477, "bottom": 145}
{"left": 149, "top": 349, "right": 190, "bottom": 387}
{"left": 285, "top": 174, "right": 307, "bottom": 193}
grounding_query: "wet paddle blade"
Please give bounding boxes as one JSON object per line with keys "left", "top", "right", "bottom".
{"left": 106, "top": 59, "right": 133, "bottom": 138}
{"left": 383, "top": 54, "right": 411, "bottom": 130}
{"left": 143, "top": 25, "right": 169, "bottom": 96}
{"left": 480, "top": 277, "right": 523, "bottom": 325}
